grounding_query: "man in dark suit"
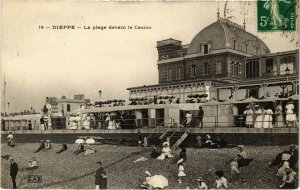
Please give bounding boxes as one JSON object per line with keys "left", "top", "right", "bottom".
{"left": 95, "top": 161, "right": 107, "bottom": 190}
{"left": 198, "top": 106, "right": 204, "bottom": 128}
{"left": 10, "top": 157, "right": 19, "bottom": 189}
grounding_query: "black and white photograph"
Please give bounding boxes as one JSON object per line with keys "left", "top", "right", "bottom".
{"left": 1, "top": 0, "right": 299, "bottom": 189}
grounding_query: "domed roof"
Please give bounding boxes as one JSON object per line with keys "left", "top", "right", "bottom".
{"left": 187, "top": 19, "right": 270, "bottom": 55}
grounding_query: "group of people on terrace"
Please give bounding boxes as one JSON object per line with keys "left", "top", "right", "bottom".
{"left": 243, "top": 99, "right": 298, "bottom": 128}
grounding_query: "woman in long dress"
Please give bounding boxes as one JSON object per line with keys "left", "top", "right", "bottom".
{"left": 275, "top": 103, "right": 284, "bottom": 128}
{"left": 243, "top": 105, "right": 254, "bottom": 128}
{"left": 107, "top": 114, "right": 116, "bottom": 130}
{"left": 285, "top": 100, "right": 297, "bottom": 128}
{"left": 254, "top": 105, "right": 264, "bottom": 128}
{"left": 263, "top": 108, "right": 273, "bottom": 128}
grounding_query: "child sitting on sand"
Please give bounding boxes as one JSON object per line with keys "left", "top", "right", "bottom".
{"left": 27, "top": 157, "right": 39, "bottom": 170}
{"left": 230, "top": 157, "right": 240, "bottom": 175}
{"left": 157, "top": 142, "right": 173, "bottom": 160}
{"left": 84, "top": 145, "right": 96, "bottom": 156}
{"left": 277, "top": 161, "right": 290, "bottom": 176}
{"left": 279, "top": 168, "right": 297, "bottom": 189}
{"left": 140, "top": 170, "right": 151, "bottom": 189}
{"left": 214, "top": 170, "right": 228, "bottom": 189}
{"left": 230, "top": 157, "right": 245, "bottom": 182}
{"left": 195, "top": 177, "right": 208, "bottom": 190}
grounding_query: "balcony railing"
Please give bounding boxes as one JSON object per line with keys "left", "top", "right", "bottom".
{"left": 3, "top": 113, "right": 298, "bottom": 131}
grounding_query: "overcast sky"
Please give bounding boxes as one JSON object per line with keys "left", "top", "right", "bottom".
{"left": 2, "top": 1, "right": 298, "bottom": 112}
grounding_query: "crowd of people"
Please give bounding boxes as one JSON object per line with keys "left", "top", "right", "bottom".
{"left": 243, "top": 99, "right": 298, "bottom": 128}
{"left": 3, "top": 130, "right": 298, "bottom": 189}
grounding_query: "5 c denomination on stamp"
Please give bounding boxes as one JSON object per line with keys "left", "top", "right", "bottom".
{"left": 257, "top": 0, "right": 296, "bottom": 32}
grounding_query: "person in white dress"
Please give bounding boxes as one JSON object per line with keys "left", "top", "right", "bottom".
{"left": 285, "top": 100, "right": 298, "bottom": 128}
{"left": 82, "top": 114, "right": 91, "bottom": 129}
{"left": 243, "top": 105, "right": 254, "bottom": 128}
{"left": 214, "top": 170, "right": 228, "bottom": 189}
{"left": 177, "top": 158, "right": 186, "bottom": 184}
{"left": 185, "top": 111, "right": 193, "bottom": 127}
{"left": 195, "top": 177, "right": 208, "bottom": 190}
{"left": 254, "top": 105, "right": 264, "bottom": 128}
{"left": 263, "top": 108, "right": 273, "bottom": 128}
{"left": 275, "top": 103, "right": 284, "bottom": 128}
{"left": 157, "top": 142, "right": 173, "bottom": 160}
{"left": 7, "top": 132, "right": 14, "bottom": 147}
{"left": 107, "top": 114, "right": 116, "bottom": 130}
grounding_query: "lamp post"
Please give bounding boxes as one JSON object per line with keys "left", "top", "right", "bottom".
{"left": 7, "top": 102, "right": 10, "bottom": 116}
{"left": 285, "top": 67, "right": 290, "bottom": 97}
{"left": 98, "top": 90, "right": 102, "bottom": 100}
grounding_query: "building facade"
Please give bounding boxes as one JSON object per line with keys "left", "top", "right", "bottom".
{"left": 46, "top": 94, "right": 90, "bottom": 116}
{"left": 127, "top": 18, "right": 299, "bottom": 102}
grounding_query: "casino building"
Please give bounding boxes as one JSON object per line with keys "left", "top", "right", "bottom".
{"left": 127, "top": 18, "right": 299, "bottom": 102}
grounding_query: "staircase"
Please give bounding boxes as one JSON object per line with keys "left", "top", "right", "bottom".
{"left": 159, "top": 130, "right": 189, "bottom": 150}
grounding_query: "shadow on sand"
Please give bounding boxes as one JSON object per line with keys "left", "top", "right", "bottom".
{"left": 35, "top": 149, "right": 149, "bottom": 188}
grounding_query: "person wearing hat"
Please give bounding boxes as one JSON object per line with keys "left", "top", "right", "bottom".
{"left": 27, "top": 157, "right": 39, "bottom": 170}
{"left": 236, "top": 145, "right": 253, "bottom": 168}
{"left": 95, "top": 161, "right": 107, "bottom": 190}
{"left": 195, "top": 177, "right": 208, "bottom": 190}
{"left": 203, "top": 135, "right": 212, "bottom": 148}
{"left": 263, "top": 106, "right": 274, "bottom": 128}
{"left": 279, "top": 168, "right": 297, "bottom": 189}
{"left": 177, "top": 158, "right": 186, "bottom": 184}
{"left": 56, "top": 144, "right": 68, "bottom": 154}
{"left": 34, "top": 140, "right": 46, "bottom": 153}
{"left": 73, "top": 143, "right": 85, "bottom": 155}
{"left": 9, "top": 157, "right": 19, "bottom": 189}
{"left": 243, "top": 105, "right": 254, "bottom": 128}
{"left": 275, "top": 101, "right": 284, "bottom": 128}
{"left": 157, "top": 142, "right": 173, "bottom": 160}
{"left": 268, "top": 144, "right": 298, "bottom": 169}
{"left": 214, "top": 170, "right": 228, "bottom": 189}
{"left": 7, "top": 132, "right": 14, "bottom": 147}
{"left": 285, "top": 99, "right": 297, "bottom": 128}
{"left": 254, "top": 105, "right": 263, "bottom": 128}
{"left": 140, "top": 170, "right": 152, "bottom": 189}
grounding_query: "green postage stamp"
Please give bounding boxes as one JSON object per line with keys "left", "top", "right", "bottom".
{"left": 257, "top": 0, "right": 296, "bottom": 31}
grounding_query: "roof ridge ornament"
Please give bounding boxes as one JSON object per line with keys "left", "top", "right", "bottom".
{"left": 217, "top": 0, "right": 220, "bottom": 20}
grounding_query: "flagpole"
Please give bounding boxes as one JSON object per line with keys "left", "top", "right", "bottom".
{"left": 3, "top": 73, "right": 6, "bottom": 115}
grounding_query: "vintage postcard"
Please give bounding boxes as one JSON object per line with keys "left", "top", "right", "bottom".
{"left": 1, "top": 0, "right": 299, "bottom": 189}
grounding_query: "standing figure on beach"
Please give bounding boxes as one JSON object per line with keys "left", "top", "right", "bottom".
{"left": 95, "top": 161, "right": 107, "bottom": 190}
{"left": 243, "top": 105, "right": 254, "bottom": 128}
{"left": 177, "top": 158, "right": 186, "bottom": 184}
{"left": 275, "top": 102, "right": 284, "bottom": 127}
{"left": 9, "top": 157, "right": 19, "bottom": 189}
{"left": 263, "top": 107, "right": 273, "bottom": 128}
{"left": 285, "top": 99, "right": 298, "bottom": 128}
{"left": 254, "top": 105, "right": 263, "bottom": 128}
